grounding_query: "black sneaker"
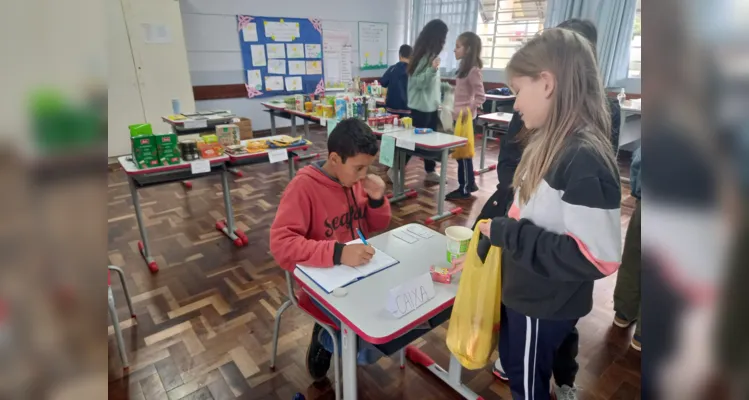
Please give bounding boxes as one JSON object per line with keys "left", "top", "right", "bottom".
{"left": 469, "top": 183, "right": 479, "bottom": 192}
{"left": 306, "top": 324, "right": 332, "bottom": 382}
{"left": 445, "top": 189, "right": 471, "bottom": 200}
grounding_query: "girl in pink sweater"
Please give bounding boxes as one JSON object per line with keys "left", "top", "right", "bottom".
{"left": 447, "top": 31, "right": 486, "bottom": 200}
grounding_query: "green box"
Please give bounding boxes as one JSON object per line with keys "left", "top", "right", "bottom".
{"left": 131, "top": 134, "right": 161, "bottom": 169}
{"left": 128, "top": 123, "right": 153, "bottom": 138}
{"left": 154, "top": 132, "right": 181, "bottom": 165}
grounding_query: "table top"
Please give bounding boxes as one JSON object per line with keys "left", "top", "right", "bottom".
{"left": 485, "top": 94, "right": 516, "bottom": 101}
{"left": 372, "top": 127, "right": 467, "bottom": 150}
{"left": 162, "top": 110, "right": 235, "bottom": 126}
{"left": 620, "top": 100, "right": 642, "bottom": 113}
{"left": 294, "top": 224, "right": 459, "bottom": 344}
{"left": 478, "top": 112, "right": 514, "bottom": 124}
{"left": 118, "top": 154, "right": 229, "bottom": 176}
{"left": 261, "top": 102, "right": 322, "bottom": 121}
{"left": 227, "top": 135, "right": 311, "bottom": 161}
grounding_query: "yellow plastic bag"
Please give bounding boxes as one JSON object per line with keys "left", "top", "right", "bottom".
{"left": 446, "top": 220, "right": 502, "bottom": 370}
{"left": 451, "top": 109, "right": 475, "bottom": 159}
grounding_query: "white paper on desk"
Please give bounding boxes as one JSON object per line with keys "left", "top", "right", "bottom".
{"left": 183, "top": 119, "right": 207, "bottom": 129}
{"left": 407, "top": 225, "right": 435, "bottom": 239}
{"left": 392, "top": 231, "right": 418, "bottom": 244}
{"left": 267, "top": 148, "right": 287, "bottom": 163}
{"left": 386, "top": 272, "right": 437, "bottom": 319}
{"left": 267, "top": 59, "right": 286, "bottom": 75}
{"left": 190, "top": 159, "right": 210, "bottom": 174}
{"left": 297, "top": 240, "right": 399, "bottom": 293}
{"left": 250, "top": 45, "right": 267, "bottom": 67}
{"left": 396, "top": 138, "right": 415, "bottom": 151}
{"left": 242, "top": 23, "right": 258, "bottom": 42}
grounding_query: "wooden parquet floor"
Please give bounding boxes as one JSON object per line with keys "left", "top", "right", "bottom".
{"left": 107, "top": 127, "right": 640, "bottom": 400}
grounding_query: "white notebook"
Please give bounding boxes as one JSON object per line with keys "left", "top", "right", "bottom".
{"left": 296, "top": 239, "right": 399, "bottom": 293}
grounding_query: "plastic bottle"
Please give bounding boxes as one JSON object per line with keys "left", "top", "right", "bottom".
{"left": 617, "top": 88, "right": 626, "bottom": 104}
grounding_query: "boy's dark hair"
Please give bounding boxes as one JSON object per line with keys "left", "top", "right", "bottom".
{"left": 557, "top": 19, "right": 597, "bottom": 56}
{"left": 328, "top": 118, "right": 379, "bottom": 163}
{"left": 408, "top": 19, "right": 448, "bottom": 75}
{"left": 456, "top": 32, "right": 483, "bottom": 78}
{"left": 398, "top": 44, "right": 413, "bottom": 59}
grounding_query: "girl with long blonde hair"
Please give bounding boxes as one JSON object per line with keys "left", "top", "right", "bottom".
{"left": 476, "top": 28, "right": 622, "bottom": 400}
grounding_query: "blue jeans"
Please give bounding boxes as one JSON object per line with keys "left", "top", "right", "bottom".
{"left": 310, "top": 297, "right": 386, "bottom": 365}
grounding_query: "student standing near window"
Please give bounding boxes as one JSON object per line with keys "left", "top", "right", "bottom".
{"left": 445, "top": 31, "right": 485, "bottom": 200}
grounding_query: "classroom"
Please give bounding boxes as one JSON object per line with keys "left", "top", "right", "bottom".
{"left": 108, "top": 0, "right": 642, "bottom": 399}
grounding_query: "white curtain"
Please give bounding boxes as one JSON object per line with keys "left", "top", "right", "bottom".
{"left": 544, "top": 0, "right": 637, "bottom": 86}
{"left": 411, "top": 0, "right": 480, "bottom": 73}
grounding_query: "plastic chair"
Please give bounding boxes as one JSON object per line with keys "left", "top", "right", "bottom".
{"left": 108, "top": 265, "right": 135, "bottom": 370}
{"left": 270, "top": 271, "right": 341, "bottom": 400}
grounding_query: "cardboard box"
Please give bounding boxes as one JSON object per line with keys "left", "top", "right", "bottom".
{"left": 154, "top": 132, "right": 181, "bottom": 165}
{"left": 235, "top": 117, "right": 253, "bottom": 140}
{"left": 131, "top": 135, "right": 161, "bottom": 169}
{"left": 215, "top": 124, "right": 240, "bottom": 147}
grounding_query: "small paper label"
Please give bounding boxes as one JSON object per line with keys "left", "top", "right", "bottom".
{"left": 190, "top": 159, "right": 210, "bottom": 174}
{"left": 407, "top": 225, "right": 435, "bottom": 239}
{"left": 396, "top": 139, "right": 415, "bottom": 151}
{"left": 392, "top": 231, "right": 418, "bottom": 244}
{"left": 183, "top": 119, "right": 208, "bottom": 129}
{"left": 386, "top": 272, "right": 436, "bottom": 319}
{"left": 267, "top": 148, "right": 287, "bottom": 163}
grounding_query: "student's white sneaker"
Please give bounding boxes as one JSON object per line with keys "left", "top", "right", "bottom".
{"left": 554, "top": 384, "right": 579, "bottom": 400}
{"left": 492, "top": 358, "right": 508, "bottom": 381}
{"left": 424, "top": 172, "right": 441, "bottom": 183}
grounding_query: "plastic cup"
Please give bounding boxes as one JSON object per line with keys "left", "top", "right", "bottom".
{"left": 445, "top": 226, "right": 473, "bottom": 263}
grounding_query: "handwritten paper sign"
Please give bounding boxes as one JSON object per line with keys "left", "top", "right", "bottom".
{"left": 267, "top": 148, "right": 287, "bottom": 163}
{"left": 358, "top": 22, "right": 388, "bottom": 70}
{"left": 183, "top": 119, "right": 207, "bottom": 130}
{"left": 265, "top": 20, "right": 300, "bottom": 42}
{"left": 396, "top": 138, "right": 415, "bottom": 151}
{"left": 379, "top": 135, "right": 396, "bottom": 167}
{"left": 190, "top": 159, "right": 210, "bottom": 174}
{"left": 386, "top": 273, "right": 436, "bottom": 318}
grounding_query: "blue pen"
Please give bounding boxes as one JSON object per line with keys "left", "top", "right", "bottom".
{"left": 356, "top": 228, "right": 369, "bottom": 246}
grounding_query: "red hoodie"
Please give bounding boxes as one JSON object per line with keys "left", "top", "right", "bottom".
{"left": 270, "top": 164, "right": 392, "bottom": 271}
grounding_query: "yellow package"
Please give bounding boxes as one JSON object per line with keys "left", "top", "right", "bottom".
{"left": 451, "top": 109, "right": 475, "bottom": 159}
{"left": 445, "top": 219, "right": 502, "bottom": 369}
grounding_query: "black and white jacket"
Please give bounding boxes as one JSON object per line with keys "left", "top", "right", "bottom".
{"left": 486, "top": 133, "right": 622, "bottom": 320}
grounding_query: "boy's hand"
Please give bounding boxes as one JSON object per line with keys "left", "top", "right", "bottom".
{"left": 432, "top": 57, "right": 441, "bottom": 70}
{"left": 341, "top": 244, "right": 375, "bottom": 266}
{"left": 362, "top": 174, "right": 386, "bottom": 200}
{"left": 478, "top": 220, "right": 491, "bottom": 239}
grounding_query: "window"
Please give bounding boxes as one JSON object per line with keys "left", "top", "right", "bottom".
{"left": 477, "top": 0, "right": 546, "bottom": 69}
{"left": 628, "top": 0, "right": 641, "bottom": 78}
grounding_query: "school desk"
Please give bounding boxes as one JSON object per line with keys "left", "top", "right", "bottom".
{"left": 476, "top": 112, "right": 513, "bottom": 176}
{"left": 618, "top": 99, "right": 642, "bottom": 183}
{"left": 117, "top": 154, "right": 235, "bottom": 272}
{"left": 293, "top": 223, "right": 481, "bottom": 400}
{"left": 484, "top": 93, "right": 516, "bottom": 113}
{"left": 161, "top": 110, "right": 241, "bottom": 186}
{"left": 371, "top": 128, "right": 468, "bottom": 224}
{"left": 226, "top": 136, "right": 316, "bottom": 181}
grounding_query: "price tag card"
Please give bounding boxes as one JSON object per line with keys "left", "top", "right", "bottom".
{"left": 379, "top": 135, "right": 396, "bottom": 168}
{"left": 267, "top": 148, "right": 288, "bottom": 163}
{"left": 396, "top": 138, "right": 415, "bottom": 151}
{"left": 183, "top": 119, "right": 208, "bottom": 129}
{"left": 190, "top": 159, "right": 211, "bottom": 174}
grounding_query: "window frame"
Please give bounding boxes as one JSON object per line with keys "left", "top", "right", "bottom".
{"left": 477, "top": 0, "right": 546, "bottom": 70}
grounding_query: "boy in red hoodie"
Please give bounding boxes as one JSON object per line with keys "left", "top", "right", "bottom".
{"left": 270, "top": 118, "right": 391, "bottom": 381}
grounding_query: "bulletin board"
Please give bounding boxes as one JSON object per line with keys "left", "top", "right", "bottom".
{"left": 237, "top": 15, "right": 325, "bottom": 98}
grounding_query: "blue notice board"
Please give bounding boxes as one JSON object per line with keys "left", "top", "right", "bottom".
{"left": 237, "top": 15, "right": 325, "bottom": 98}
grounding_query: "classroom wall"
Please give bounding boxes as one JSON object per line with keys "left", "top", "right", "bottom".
{"left": 181, "top": 0, "right": 409, "bottom": 132}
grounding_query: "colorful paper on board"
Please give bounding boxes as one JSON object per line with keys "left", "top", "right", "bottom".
{"left": 379, "top": 135, "right": 396, "bottom": 167}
